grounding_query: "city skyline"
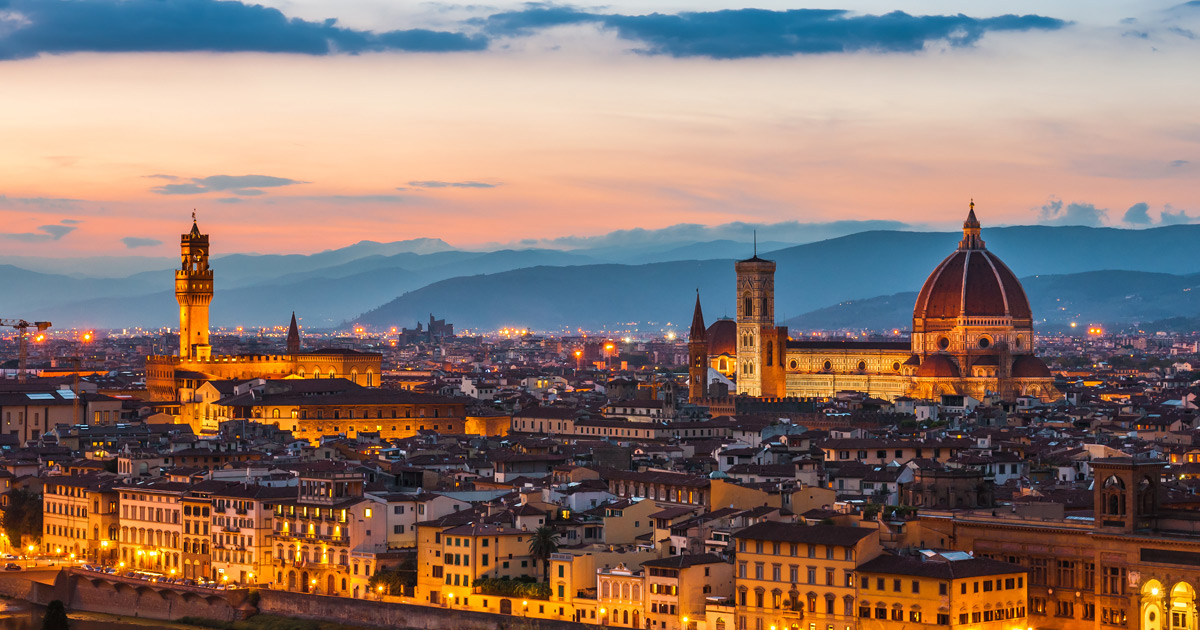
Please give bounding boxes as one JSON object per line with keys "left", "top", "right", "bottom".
{"left": 1, "top": 0, "right": 1197, "bottom": 256}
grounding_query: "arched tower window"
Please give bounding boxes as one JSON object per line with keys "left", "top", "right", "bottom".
{"left": 743, "top": 293, "right": 753, "bottom": 318}
{"left": 766, "top": 341, "right": 773, "bottom": 365}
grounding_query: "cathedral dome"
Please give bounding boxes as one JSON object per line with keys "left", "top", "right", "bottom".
{"left": 1011, "top": 355, "right": 1052, "bottom": 378}
{"left": 913, "top": 204, "right": 1031, "bottom": 322}
{"left": 915, "top": 354, "right": 960, "bottom": 378}
{"left": 707, "top": 319, "right": 737, "bottom": 356}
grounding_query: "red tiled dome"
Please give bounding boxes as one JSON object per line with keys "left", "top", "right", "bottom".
{"left": 915, "top": 354, "right": 960, "bottom": 378}
{"left": 1011, "top": 355, "right": 1052, "bottom": 378}
{"left": 913, "top": 208, "right": 1031, "bottom": 322}
{"left": 707, "top": 319, "right": 736, "bottom": 356}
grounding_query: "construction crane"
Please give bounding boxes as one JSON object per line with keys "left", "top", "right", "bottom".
{"left": 1, "top": 319, "right": 52, "bottom": 384}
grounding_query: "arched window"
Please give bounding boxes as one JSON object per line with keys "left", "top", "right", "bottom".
{"left": 743, "top": 293, "right": 753, "bottom": 317}
{"left": 766, "top": 341, "right": 773, "bottom": 365}
{"left": 272, "top": 409, "right": 280, "bottom": 419}
{"left": 761, "top": 297, "right": 769, "bottom": 317}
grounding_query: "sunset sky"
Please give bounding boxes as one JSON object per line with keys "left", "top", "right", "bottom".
{"left": 0, "top": 0, "right": 1197, "bottom": 257}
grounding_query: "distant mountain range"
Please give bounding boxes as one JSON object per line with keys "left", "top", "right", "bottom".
{"left": 353, "top": 225, "right": 1200, "bottom": 331}
{"left": 784, "top": 271, "right": 1200, "bottom": 333}
{"left": 13, "top": 223, "right": 1200, "bottom": 331}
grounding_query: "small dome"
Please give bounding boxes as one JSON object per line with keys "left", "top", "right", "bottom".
{"left": 1012, "top": 355, "right": 1051, "bottom": 378}
{"left": 707, "top": 319, "right": 736, "bottom": 356}
{"left": 915, "top": 354, "right": 960, "bottom": 378}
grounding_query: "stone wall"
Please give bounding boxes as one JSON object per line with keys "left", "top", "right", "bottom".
{"left": 0, "top": 574, "right": 39, "bottom": 602}
{"left": 258, "top": 590, "right": 590, "bottom": 630}
{"left": 64, "top": 573, "right": 245, "bottom": 622}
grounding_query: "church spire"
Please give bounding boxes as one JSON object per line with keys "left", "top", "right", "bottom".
{"left": 287, "top": 311, "right": 300, "bottom": 353}
{"left": 189, "top": 210, "right": 202, "bottom": 238}
{"left": 689, "top": 290, "right": 707, "bottom": 341}
{"left": 959, "top": 199, "right": 985, "bottom": 250}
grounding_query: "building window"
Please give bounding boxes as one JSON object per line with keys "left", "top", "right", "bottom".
{"left": 1101, "top": 567, "right": 1126, "bottom": 595}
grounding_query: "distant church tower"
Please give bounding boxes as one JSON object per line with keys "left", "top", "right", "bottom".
{"left": 735, "top": 246, "right": 786, "bottom": 397}
{"left": 688, "top": 292, "right": 707, "bottom": 403}
{"left": 176, "top": 214, "right": 213, "bottom": 359}
{"left": 287, "top": 312, "right": 301, "bottom": 354}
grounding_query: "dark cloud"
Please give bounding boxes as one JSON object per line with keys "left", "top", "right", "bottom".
{"left": 0, "top": 194, "right": 80, "bottom": 209}
{"left": 407, "top": 181, "right": 498, "bottom": 189}
{"left": 1037, "top": 198, "right": 1108, "bottom": 226}
{"left": 151, "top": 174, "right": 306, "bottom": 196}
{"left": 1171, "top": 160, "right": 1191, "bottom": 167}
{"left": 1, "top": 223, "right": 76, "bottom": 242}
{"left": 481, "top": 6, "right": 1068, "bottom": 58}
{"left": 0, "top": 0, "right": 487, "bottom": 60}
{"left": 1123, "top": 202, "right": 1151, "bottom": 224}
{"left": 0, "top": 1, "right": 1069, "bottom": 61}
{"left": 1160, "top": 208, "right": 1196, "bottom": 225}
{"left": 121, "top": 236, "right": 162, "bottom": 249}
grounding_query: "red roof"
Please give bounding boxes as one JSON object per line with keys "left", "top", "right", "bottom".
{"left": 913, "top": 212, "right": 1031, "bottom": 321}
{"left": 915, "top": 354, "right": 960, "bottom": 378}
{"left": 1011, "top": 355, "right": 1052, "bottom": 378}
{"left": 707, "top": 319, "right": 736, "bottom": 356}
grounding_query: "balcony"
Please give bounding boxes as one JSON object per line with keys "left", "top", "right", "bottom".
{"left": 274, "top": 532, "right": 349, "bottom": 546}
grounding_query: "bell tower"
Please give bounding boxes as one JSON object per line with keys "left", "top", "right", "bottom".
{"left": 688, "top": 292, "right": 708, "bottom": 403}
{"left": 1093, "top": 458, "right": 1164, "bottom": 532}
{"left": 176, "top": 213, "right": 213, "bottom": 359}
{"left": 735, "top": 244, "right": 785, "bottom": 397}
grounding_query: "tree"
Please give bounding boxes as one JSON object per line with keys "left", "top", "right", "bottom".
{"left": 42, "top": 600, "right": 70, "bottom": 630}
{"left": 2, "top": 488, "right": 43, "bottom": 549}
{"left": 527, "top": 526, "right": 560, "bottom": 583}
{"left": 368, "top": 556, "right": 417, "bottom": 596}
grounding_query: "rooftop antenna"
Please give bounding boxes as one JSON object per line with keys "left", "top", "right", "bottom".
{"left": 753, "top": 230, "right": 757, "bottom": 257}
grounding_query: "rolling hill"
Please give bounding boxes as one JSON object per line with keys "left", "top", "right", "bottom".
{"left": 19, "top": 223, "right": 1200, "bottom": 330}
